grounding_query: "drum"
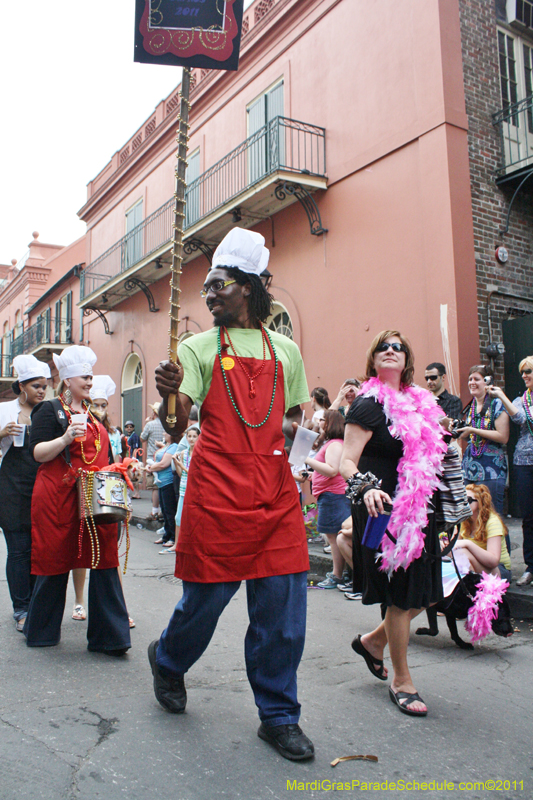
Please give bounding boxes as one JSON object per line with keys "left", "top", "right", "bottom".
{"left": 78, "top": 469, "right": 130, "bottom": 524}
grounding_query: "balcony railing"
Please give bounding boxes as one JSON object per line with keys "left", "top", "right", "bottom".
{"left": 11, "top": 317, "right": 72, "bottom": 359}
{"left": 80, "top": 117, "right": 326, "bottom": 301}
{"left": 493, "top": 95, "right": 533, "bottom": 173}
{"left": 0, "top": 354, "right": 13, "bottom": 379}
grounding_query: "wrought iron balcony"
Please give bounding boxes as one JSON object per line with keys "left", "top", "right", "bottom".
{"left": 493, "top": 95, "right": 533, "bottom": 175}
{"left": 11, "top": 316, "right": 73, "bottom": 361}
{"left": 0, "top": 355, "right": 13, "bottom": 383}
{"left": 80, "top": 116, "right": 327, "bottom": 308}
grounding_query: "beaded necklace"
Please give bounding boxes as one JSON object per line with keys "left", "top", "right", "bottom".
{"left": 59, "top": 395, "right": 102, "bottom": 465}
{"left": 467, "top": 397, "right": 494, "bottom": 457}
{"left": 217, "top": 325, "right": 278, "bottom": 429}
{"left": 223, "top": 325, "right": 268, "bottom": 399}
{"left": 523, "top": 389, "right": 533, "bottom": 437}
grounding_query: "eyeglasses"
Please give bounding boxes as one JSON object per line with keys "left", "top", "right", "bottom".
{"left": 200, "top": 279, "right": 236, "bottom": 298}
{"left": 374, "top": 342, "right": 407, "bottom": 354}
{"left": 521, "top": 369, "right": 532, "bottom": 376}
{"left": 424, "top": 375, "right": 440, "bottom": 382}
{"left": 467, "top": 497, "right": 478, "bottom": 505}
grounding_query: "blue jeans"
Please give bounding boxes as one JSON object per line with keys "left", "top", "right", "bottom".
{"left": 24, "top": 569, "right": 131, "bottom": 650}
{"left": 498, "top": 564, "right": 512, "bottom": 583}
{"left": 3, "top": 526, "right": 34, "bottom": 620}
{"left": 157, "top": 572, "right": 307, "bottom": 726}
{"left": 158, "top": 482, "right": 178, "bottom": 543}
{"left": 514, "top": 465, "right": 533, "bottom": 572}
{"left": 481, "top": 478, "right": 505, "bottom": 516}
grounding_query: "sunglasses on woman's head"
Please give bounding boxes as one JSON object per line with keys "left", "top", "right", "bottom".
{"left": 374, "top": 342, "right": 407, "bottom": 353}
{"left": 521, "top": 369, "right": 532, "bottom": 376}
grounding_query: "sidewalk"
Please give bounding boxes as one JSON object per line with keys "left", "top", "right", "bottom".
{"left": 307, "top": 517, "right": 533, "bottom": 619}
{"left": 129, "top": 489, "right": 164, "bottom": 531}
{"left": 132, "top": 490, "right": 533, "bottom": 617}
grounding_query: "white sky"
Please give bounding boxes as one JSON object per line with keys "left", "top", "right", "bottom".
{"left": 0, "top": 0, "right": 254, "bottom": 266}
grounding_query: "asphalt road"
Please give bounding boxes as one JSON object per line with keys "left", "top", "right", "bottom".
{"left": 1, "top": 526, "right": 532, "bottom": 800}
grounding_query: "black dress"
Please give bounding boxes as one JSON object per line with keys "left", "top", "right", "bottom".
{"left": 346, "top": 396, "right": 443, "bottom": 611}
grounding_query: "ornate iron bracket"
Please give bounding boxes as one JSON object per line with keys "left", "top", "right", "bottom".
{"left": 183, "top": 238, "right": 214, "bottom": 264}
{"left": 274, "top": 181, "right": 328, "bottom": 235}
{"left": 124, "top": 277, "right": 159, "bottom": 312}
{"left": 499, "top": 168, "right": 533, "bottom": 235}
{"left": 83, "top": 306, "right": 113, "bottom": 335}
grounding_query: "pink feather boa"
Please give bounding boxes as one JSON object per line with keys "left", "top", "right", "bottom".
{"left": 359, "top": 377, "right": 447, "bottom": 574}
{"left": 465, "top": 572, "right": 510, "bottom": 642}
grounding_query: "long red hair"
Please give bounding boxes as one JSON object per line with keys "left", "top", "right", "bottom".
{"left": 461, "top": 483, "right": 508, "bottom": 544}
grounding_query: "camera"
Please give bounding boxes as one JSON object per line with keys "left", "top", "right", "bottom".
{"left": 484, "top": 375, "right": 494, "bottom": 386}
{"left": 450, "top": 419, "right": 464, "bottom": 439}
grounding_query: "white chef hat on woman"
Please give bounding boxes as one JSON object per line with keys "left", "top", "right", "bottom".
{"left": 53, "top": 345, "right": 97, "bottom": 381}
{"left": 89, "top": 375, "right": 116, "bottom": 401}
{"left": 12, "top": 354, "right": 51, "bottom": 383}
{"left": 210, "top": 228, "right": 270, "bottom": 275}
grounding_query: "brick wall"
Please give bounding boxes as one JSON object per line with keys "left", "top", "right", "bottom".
{"left": 459, "top": 0, "right": 533, "bottom": 380}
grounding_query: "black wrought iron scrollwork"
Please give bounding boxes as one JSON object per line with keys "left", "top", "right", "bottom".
{"left": 83, "top": 307, "right": 113, "bottom": 335}
{"left": 274, "top": 182, "right": 328, "bottom": 235}
{"left": 183, "top": 239, "right": 214, "bottom": 264}
{"left": 499, "top": 169, "right": 533, "bottom": 236}
{"left": 124, "top": 278, "right": 159, "bottom": 312}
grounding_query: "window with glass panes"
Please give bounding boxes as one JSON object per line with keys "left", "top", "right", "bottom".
{"left": 247, "top": 81, "right": 284, "bottom": 184}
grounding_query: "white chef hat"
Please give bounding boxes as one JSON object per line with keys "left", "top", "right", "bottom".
{"left": 53, "top": 345, "right": 97, "bottom": 381}
{"left": 210, "top": 228, "right": 270, "bottom": 276}
{"left": 89, "top": 375, "right": 116, "bottom": 401}
{"left": 12, "top": 354, "right": 51, "bottom": 383}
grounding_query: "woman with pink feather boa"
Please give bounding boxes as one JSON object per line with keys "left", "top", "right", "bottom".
{"left": 340, "top": 330, "right": 448, "bottom": 717}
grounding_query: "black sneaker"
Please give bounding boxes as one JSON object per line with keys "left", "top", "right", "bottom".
{"left": 147, "top": 640, "right": 187, "bottom": 714}
{"left": 258, "top": 722, "right": 315, "bottom": 761}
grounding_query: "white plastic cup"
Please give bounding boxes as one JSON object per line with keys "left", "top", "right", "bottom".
{"left": 71, "top": 413, "right": 88, "bottom": 442}
{"left": 288, "top": 425, "right": 319, "bottom": 469}
{"left": 12, "top": 424, "right": 25, "bottom": 447}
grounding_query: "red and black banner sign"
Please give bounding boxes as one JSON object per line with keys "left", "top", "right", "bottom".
{"left": 134, "top": 0, "right": 244, "bottom": 71}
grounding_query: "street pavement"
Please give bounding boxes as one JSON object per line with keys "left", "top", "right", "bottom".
{"left": 1, "top": 518, "right": 532, "bottom": 800}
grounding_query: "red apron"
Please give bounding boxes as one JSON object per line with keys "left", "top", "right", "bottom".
{"left": 175, "top": 330, "right": 309, "bottom": 582}
{"left": 31, "top": 422, "right": 119, "bottom": 575}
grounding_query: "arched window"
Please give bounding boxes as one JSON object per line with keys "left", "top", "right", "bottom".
{"left": 122, "top": 353, "right": 143, "bottom": 434}
{"left": 123, "top": 353, "right": 143, "bottom": 390}
{"left": 178, "top": 331, "right": 195, "bottom": 345}
{"left": 133, "top": 361, "right": 143, "bottom": 386}
{"left": 267, "top": 302, "right": 294, "bottom": 339}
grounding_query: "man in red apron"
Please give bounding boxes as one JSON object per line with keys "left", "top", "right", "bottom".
{"left": 148, "top": 228, "right": 314, "bottom": 761}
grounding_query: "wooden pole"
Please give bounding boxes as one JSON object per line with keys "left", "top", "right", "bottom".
{"left": 166, "top": 68, "right": 191, "bottom": 426}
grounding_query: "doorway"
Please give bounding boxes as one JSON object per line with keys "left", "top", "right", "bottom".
{"left": 122, "top": 353, "right": 143, "bottom": 437}
{"left": 502, "top": 314, "right": 533, "bottom": 515}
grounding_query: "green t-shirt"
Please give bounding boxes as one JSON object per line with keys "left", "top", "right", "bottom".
{"left": 178, "top": 327, "right": 310, "bottom": 412}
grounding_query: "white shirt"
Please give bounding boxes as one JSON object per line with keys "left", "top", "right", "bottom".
{"left": 0, "top": 399, "right": 22, "bottom": 458}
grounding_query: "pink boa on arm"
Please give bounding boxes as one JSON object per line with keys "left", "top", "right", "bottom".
{"left": 359, "top": 378, "right": 447, "bottom": 574}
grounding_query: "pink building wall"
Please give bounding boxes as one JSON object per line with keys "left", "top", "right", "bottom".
{"left": 1, "top": 0, "right": 480, "bottom": 417}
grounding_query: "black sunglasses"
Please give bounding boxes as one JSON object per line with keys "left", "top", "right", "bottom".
{"left": 424, "top": 375, "right": 440, "bottom": 382}
{"left": 375, "top": 342, "right": 407, "bottom": 354}
{"left": 467, "top": 497, "right": 478, "bottom": 505}
{"left": 521, "top": 369, "right": 532, "bottom": 376}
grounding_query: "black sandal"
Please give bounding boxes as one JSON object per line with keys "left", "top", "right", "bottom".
{"left": 389, "top": 687, "right": 427, "bottom": 717}
{"left": 351, "top": 635, "right": 387, "bottom": 680}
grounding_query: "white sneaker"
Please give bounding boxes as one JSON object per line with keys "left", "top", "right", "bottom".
{"left": 516, "top": 571, "right": 533, "bottom": 586}
{"left": 157, "top": 526, "right": 165, "bottom": 535}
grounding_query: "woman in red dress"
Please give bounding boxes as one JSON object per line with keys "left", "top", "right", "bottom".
{"left": 24, "top": 346, "right": 130, "bottom": 656}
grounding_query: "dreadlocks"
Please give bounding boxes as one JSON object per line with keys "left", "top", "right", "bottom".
{"left": 223, "top": 266, "right": 274, "bottom": 325}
